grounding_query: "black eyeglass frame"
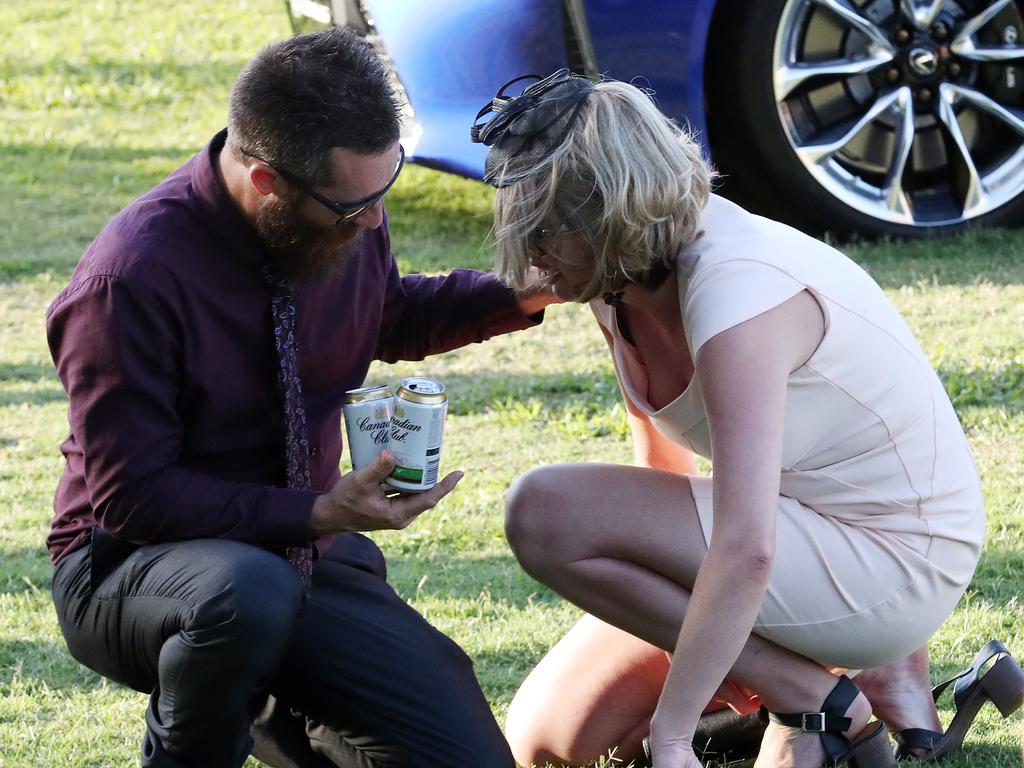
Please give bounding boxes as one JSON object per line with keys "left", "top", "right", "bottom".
{"left": 242, "top": 145, "right": 405, "bottom": 222}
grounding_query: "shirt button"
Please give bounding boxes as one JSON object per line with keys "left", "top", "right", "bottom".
{"left": 310, "top": 446, "right": 320, "bottom": 457}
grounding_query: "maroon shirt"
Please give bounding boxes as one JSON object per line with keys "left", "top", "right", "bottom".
{"left": 46, "top": 130, "right": 537, "bottom": 565}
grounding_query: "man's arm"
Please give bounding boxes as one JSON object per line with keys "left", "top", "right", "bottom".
{"left": 47, "top": 275, "right": 317, "bottom": 547}
{"left": 373, "top": 253, "right": 546, "bottom": 363}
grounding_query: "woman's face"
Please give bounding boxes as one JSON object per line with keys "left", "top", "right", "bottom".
{"left": 530, "top": 230, "right": 594, "bottom": 302}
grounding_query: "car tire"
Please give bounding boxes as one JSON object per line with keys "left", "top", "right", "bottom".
{"left": 706, "top": 0, "right": 1024, "bottom": 238}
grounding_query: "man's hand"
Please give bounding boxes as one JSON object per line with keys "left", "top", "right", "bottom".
{"left": 308, "top": 451, "right": 463, "bottom": 537}
{"left": 514, "top": 266, "right": 564, "bottom": 316}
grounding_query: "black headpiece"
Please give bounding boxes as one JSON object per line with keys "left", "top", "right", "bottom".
{"left": 470, "top": 69, "right": 595, "bottom": 188}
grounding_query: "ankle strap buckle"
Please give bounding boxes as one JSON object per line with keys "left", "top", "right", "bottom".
{"left": 802, "top": 712, "right": 827, "bottom": 732}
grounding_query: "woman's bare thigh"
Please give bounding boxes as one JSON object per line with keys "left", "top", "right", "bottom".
{"left": 505, "top": 462, "right": 709, "bottom": 590}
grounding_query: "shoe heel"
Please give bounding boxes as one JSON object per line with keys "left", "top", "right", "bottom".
{"left": 981, "top": 655, "right": 1024, "bottom": 718}
{"left": 844, "top": 722, "right": 896, "bottom": 767}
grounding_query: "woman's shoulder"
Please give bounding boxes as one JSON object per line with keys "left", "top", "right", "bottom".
{"left": 686, "top": 195, "right": 833, "bottom": 271}
{"left": 684, "top": 195, "right": 875, "bottom": 296}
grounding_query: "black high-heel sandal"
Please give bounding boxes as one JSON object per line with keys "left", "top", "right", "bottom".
{"left": 766, "top": 675, "right": 895, "bottom": 767}
{"left": 893, "top": 639, "right": 1024, "bottom": 761}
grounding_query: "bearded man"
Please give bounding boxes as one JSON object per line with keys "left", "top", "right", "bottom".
{"left": 45, "top": 27, "right": 552, "bottom": 768}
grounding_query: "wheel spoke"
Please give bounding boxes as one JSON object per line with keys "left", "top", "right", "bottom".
{"left": 950, "top": 44, "right": 1024, "bottom": 61}
{"left": 901, "top": 0, "right": 946, "bottom": 31}
{"left": 951, "top": 0, "right": 1017, "bottom": 60}
{"left": 944, "top": 82, "right": 1024, "bottom": 136}
{"left": 936, "top": 83, "right": 988, "bottom": 215}
{"left": 796, "top": 88, "right": 903, "bottom": 164}
{"left": 810, "top": 0, "right": 896, "bottom": 54}
{"left": 883, "top": 88, "right": 916, "bottom": 220}
{"left": 775, "top": 52, "right": 894, "bottom": 99}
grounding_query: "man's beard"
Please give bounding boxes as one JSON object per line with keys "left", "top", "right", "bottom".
{"left": 254, "top": 196, "right": 364, "bottom": 282}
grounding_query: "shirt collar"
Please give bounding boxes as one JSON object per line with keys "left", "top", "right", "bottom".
{"left": 190, "top": 128, "right": 270, "bottom": 271}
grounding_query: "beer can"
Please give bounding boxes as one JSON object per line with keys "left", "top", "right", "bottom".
{"left": 387, "top": 377, "right": 448, "bottom": 492}
{"left": 342, "top": 385, "right": 394, "bottom": 471}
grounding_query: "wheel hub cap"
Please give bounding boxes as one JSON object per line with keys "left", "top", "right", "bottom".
{"left": 908, "top": 46, "right": 940, "bottom": 76}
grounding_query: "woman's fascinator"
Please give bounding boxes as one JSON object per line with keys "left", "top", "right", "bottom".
{"left": 471, "top": 69, "right": 595, "bottom": 188}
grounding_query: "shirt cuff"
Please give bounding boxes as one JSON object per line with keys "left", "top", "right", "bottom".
{"left": 260, "top": 486, "right": 319, "bottom": 547}
{"left": 480, "top": 282, "right": 545, "bottom": 336}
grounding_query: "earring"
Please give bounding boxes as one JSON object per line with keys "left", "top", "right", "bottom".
{"left": 603, "top": 289, "right": 625, "bottom": 306}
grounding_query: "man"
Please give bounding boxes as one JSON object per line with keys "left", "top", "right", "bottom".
{"left": 46, "top": 27, "right": 554, "bottom": 767}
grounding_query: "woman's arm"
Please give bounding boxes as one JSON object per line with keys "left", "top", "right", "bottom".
{"left": 597, "top": 322, "right": 697, "bottom": 474}
{"left": 649, "top": 290, "right": 825, "bottom": 760}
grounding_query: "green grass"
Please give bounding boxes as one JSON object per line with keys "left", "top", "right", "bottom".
{"left": 1, "top": 1, "right": 1023, "bottom": 766}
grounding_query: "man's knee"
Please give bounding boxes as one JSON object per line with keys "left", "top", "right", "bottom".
{"left": 412, "top": 633, "right": 514, "bottom": 767}
{"left": 460, "top": 729, "right": 515, "bottom": 768}
{"left": 186, "top": 543, "right": 305, "bottom": 658}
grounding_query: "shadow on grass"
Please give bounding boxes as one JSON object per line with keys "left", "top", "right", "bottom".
{"left": 0, "top": 638, "right": 110, "bottom": 694}
{"left": 385, "top": 553, "right": 558, "bottom": 610}
{"left": 0, "top": 361, "right": 56, "bottom": 382}
{"left": 0, "top": 361, "right": 64, "bottom": 407}
{"left": 0, "top": 386, "right": 66, "bottom": 408}
{"left": 0, "top": 545, "right": 55, "bottom": 595}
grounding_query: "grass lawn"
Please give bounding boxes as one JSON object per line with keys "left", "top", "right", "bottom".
{"left": 1, "top": 1, "right": 1022, "bottom": 766}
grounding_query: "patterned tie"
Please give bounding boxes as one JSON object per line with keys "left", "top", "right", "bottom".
{"left": 264, "top": 266, "right": 314, "bottom": 589}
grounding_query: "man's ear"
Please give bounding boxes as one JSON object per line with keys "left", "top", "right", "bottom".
{"left": 249, "top": 163, "right": 280, "bottom": 197}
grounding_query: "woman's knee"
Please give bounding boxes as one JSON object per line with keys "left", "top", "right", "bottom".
{"left": 507, "top": 692, "right": 621, "bottom": 768}
{"left": 504, "top": 465, "right": 579, "bottom": 577}
{"left": 506, "top": 685, "right": 558, "bottom": 767}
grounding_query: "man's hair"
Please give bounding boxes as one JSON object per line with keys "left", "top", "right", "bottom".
{"left": 228, "top": 26, "right": 400, "bottom": 186}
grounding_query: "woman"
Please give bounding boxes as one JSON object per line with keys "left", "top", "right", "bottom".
{"left": 468, "top": 71, "right": 1006, "bottom": 768}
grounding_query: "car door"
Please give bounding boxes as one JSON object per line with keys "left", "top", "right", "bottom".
{"left": 362, "top": 0, "right": 571, "bottom": 177}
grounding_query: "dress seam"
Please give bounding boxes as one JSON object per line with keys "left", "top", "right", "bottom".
{"left": 755, "top": 567, "right": 923, "bottom": 629}
{"left": 803, "top": 361, "right": 925, "bottom": 518}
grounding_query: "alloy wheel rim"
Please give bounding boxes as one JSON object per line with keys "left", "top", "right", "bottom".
{"left": 773, "top": 0, "right": 1024, "bottom": 226}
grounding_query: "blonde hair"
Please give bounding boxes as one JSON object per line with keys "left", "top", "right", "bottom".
{"left": 492, "top": 80, "right": 713, "bottom": 302}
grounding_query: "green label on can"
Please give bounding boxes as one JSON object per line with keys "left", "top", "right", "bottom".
{"left": 390, "top": 466, "right": 424, "bottom": 482}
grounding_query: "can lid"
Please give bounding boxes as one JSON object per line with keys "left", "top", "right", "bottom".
{"left": 344, "top": 385, "right": 393, "bottom": 404}
{"left": 397, "top": 377, "right": 447, "bottom": 404}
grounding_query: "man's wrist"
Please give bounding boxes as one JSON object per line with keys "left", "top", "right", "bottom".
{"left": 309, "top": 494, "right": 333, "bottom": 539}
{"left": 515, "top": 289, "right": 560, "bottom": 317}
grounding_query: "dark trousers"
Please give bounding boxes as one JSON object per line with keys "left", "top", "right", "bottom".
{"left": 51, "top": 530, "right": 513, "bottom": 768}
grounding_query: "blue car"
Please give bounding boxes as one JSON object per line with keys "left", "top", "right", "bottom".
{"left": 287, "top": 0, "right": 1024, "bottom": 237}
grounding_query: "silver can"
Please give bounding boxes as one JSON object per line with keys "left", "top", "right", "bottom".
{"left": 342, "top": 385, "right": 393, "bottom": 471}
{"left": 387, "top": 377, "right": 448, "bottom": 492}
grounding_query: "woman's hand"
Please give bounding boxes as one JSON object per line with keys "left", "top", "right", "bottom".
{"left": 648, "top": 713, "right": 703, "bottom": 768}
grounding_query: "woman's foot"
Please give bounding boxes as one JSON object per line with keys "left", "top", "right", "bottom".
{"left": 855, "top": 646, "right": 942, "bottom": 755}
{"left": 753, "top": 680, "right": 874, "bottom": 768}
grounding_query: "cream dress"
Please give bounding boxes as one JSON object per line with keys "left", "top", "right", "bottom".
{"left": 592, "top": 195, "right": 985, "bottom": 669}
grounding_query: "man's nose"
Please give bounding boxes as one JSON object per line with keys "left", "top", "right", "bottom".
{"left": 355, "top": 200, "right": 385, "bottom": 230}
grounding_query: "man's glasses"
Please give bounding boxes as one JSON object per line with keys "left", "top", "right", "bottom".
{"left": 242, "top": 145, "right": 405, "bottom": 223}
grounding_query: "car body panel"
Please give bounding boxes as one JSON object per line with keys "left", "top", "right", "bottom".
{"left": 363, "top": 0, "right": 571, "bottom": 177}
{"left": 580, "top": 0, "right": 718, "bottom": 146}
{"left": 363, "top": 0, "right": 717, "bottom": 177}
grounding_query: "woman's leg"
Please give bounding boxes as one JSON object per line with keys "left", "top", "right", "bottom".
{"left": 506, "top": 614, "right": 670, "bottom": 767}
{"left": 855, "top": 646, "right": 943, "bottom": 748}
{"left": 505, "top": 463, "right": 873, "bottom": 767}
